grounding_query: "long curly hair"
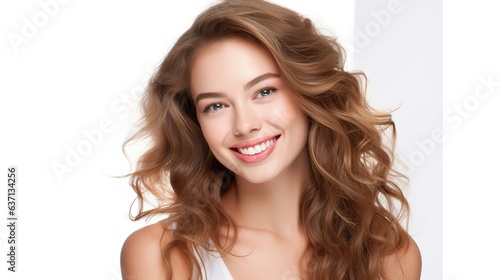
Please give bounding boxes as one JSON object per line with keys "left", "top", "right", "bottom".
{"left": 124, "top": 0, "right": 410, "bottom": 279}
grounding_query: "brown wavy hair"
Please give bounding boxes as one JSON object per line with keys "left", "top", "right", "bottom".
{"left": 124, "top": 0, "right": 410, "bottom": 279}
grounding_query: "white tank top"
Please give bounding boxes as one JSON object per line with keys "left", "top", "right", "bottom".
{"left": 194, "top": 244, "right": 234, "bottom": 280}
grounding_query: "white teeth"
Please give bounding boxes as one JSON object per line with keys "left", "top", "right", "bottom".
{"left": 237, "top": 138, "right": 276, "bottom": 156}
{"left": 254, "top": 145, "right": 262, "bottom": 153}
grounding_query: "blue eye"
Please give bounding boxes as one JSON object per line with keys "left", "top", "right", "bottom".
{"left": 256, "top": 87, "right": 276, "bottom": 98}
{"left": 204, "top": 103, "right": 225, "bottom": 112}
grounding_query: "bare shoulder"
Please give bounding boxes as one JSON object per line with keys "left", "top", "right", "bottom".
{"left": 382, "top": 235, "right": 422, "bottom": 280}
{"left": 120, "top": 222, "right": 191, "bottom": 280}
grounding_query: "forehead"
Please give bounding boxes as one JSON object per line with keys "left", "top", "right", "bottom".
{"left": 189, "top": 38, "right": 279, "bottom": 95}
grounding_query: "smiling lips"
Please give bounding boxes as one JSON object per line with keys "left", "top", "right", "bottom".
{"left": 231, "top": 136, "right": 279, "bottom": 162}
{"left": 237, "top": 138, "right": 276, "bottom": 155}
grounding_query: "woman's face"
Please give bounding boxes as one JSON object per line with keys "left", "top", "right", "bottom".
{"left": 190, "top": 38, "right": 309, "bottom": 184}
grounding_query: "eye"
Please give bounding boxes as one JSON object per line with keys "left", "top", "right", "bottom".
{"left": 203, "top": 103, "right": 226, "bottom": 112}
{"left": 255, "top": 87, "right": 276, "bottom": 99}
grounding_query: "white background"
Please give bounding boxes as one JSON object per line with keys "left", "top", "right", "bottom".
{"left": 1, "top": 0, "right": 497, "bottom": 279}
{"left": 442, "top": 1, "right": 500, "bottom": 279}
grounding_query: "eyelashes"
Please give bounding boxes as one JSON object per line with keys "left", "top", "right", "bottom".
{"left": 203, "top": 102, "right": 226, "bottom": 112}
{"left": 201, "top": 86, "right": 277, "bottom": 113}
{"left": 255, "top": 87, "right": 276, "bottom": 98}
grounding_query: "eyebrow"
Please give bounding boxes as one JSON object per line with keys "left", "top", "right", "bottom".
{"left": 244, "top": 72, "right": 280, "bottom": 91}
{"left": 194, "top": 72, "right": 280, "bottom": 104}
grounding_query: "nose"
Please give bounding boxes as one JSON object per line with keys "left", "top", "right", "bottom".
{"left": 232, "top": 105, "right": 262, "bottom": 135}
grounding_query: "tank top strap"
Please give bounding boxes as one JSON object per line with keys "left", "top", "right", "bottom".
{"left": 193, "top": 242, "right": 234, "bottom": 280}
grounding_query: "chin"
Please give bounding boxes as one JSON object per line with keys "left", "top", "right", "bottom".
{"left": 233, "top": 168, "right": 279, "bottom": 184}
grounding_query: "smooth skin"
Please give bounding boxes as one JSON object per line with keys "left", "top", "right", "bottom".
{"left": 121, "top": 38, "right": 422, "bottom": 280}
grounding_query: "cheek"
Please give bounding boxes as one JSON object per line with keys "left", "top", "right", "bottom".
{"left": 198, "top": 117, "right": 227, "bottom": 149}
{"left": 199, "top": 122, "right": 216, "bottom": 146}
{"left": 269, "top": 98, "right": 306, "bottom": 127}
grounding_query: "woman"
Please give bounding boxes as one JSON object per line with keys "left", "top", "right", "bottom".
{"left": 120, "top": 0, "right": 421, "bottom": 279}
